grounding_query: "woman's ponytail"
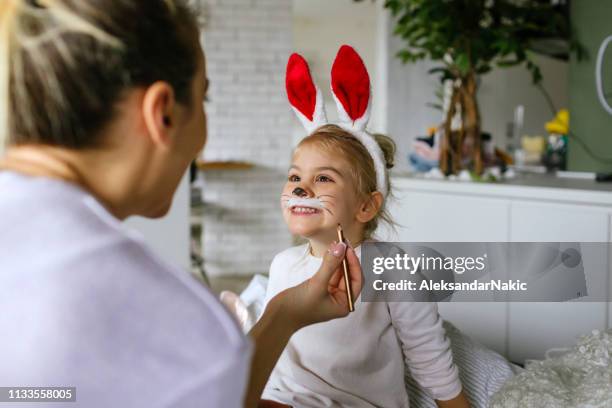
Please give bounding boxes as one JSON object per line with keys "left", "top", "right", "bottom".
{"left": 0, "top": 0, "right": 19, "bottom": 156}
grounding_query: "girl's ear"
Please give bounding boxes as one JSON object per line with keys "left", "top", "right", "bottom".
{"left": 356, "top": 191, "right": 384, "bottom": 224}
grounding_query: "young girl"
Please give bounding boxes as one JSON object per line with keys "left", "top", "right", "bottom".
{"left": 262, "top": 46, "right": 468, "bottom": 408}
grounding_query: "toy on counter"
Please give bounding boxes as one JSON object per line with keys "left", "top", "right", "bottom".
{"left": 409, "top": 126, "right": 515, "bottom": 181}
{"left": 408, "top": 126, "right": 440, "bottom": 172}
{"left": 517, "top": 135, "right": 546, "bottom": 165}
{"left": 542, "top": 109, "right": 569, "bottom": 171}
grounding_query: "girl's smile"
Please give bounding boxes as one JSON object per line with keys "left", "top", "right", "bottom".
{"left": 290, "top": 206, "right": 322, "bottom": 216}
{"left": 284, "top": 197, "right": 327, "bottom": 216}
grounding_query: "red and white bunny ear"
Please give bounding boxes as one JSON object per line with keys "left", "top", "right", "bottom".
{"left": 286, "top": 53, "right": 327, "bottom": 134}
{"left": 331, "top": 45, "right": 387, "bottom": 196}
{"left": 331, "top": 45, "right": 371, "bottom": 131}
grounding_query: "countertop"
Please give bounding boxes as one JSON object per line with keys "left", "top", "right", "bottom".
{"left": 390, "top": 171, "right": 612, "bottom": 206}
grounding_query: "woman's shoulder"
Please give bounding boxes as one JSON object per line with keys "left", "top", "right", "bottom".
{"left": 0, "top": 171, "right": 248, "bottom": 353}
{"left": 75, "top": 219, "right": 249, "bottom": 353}
{"left": 0, "top": 176, "right": 251, "bottom": 395}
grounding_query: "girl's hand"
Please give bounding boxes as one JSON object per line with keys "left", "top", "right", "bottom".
{"left": 274, "top": 242, "right": 363, "bottom": 330}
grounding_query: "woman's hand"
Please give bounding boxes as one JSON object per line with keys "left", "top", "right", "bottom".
{"left": 273, "top": 241, "right": 363, "bottom": 330}
{"left": 245, "top": 242, "right": 362, "bottom": 408}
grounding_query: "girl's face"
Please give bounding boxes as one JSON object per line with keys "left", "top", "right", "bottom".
{"left": 281, "top": 143, "right": 362, "bottom": 241}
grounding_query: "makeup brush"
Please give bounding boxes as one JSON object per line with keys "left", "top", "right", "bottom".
{"left": 336, "top": 224, "right": 354, "bottom": 312}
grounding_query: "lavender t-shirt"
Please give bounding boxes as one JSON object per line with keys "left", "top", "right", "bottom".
{"left": 0, "top": 171, "right": 251, "bottom": 407}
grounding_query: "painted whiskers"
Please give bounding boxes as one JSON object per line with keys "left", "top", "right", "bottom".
{"left": 281, "top": 194, "right": 335, "bottom": 215}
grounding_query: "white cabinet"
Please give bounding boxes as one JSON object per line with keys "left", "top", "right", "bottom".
{"left": 381, "top": 190, "right": 508, "bottom": 241}
{"left": 382, "top": 176, "right": 612, "bottom": 363}
{"left": 510, "top": 201, "right": 609, "bottom": 242}
{"left": 379, "top": 186, "right": 510, "bottom": 356}
{"left": 508, "top": 201, "right": 609, "bottom": 362}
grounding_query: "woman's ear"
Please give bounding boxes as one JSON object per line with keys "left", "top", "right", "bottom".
{"left": 356, "top": 191, "right": 384, "bottom": 224}
{"left": 141, "top": 81, "right": 177, "bottom": 149}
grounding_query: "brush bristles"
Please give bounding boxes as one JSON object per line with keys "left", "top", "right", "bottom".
{"left": 337, "top": 224, "right": 344, "bottom": 242}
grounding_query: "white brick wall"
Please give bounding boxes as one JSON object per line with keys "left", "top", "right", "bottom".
{"left": 199, "top": 0, "right": 293, "bottom": 277}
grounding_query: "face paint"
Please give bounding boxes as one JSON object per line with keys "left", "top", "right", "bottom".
{"left": 292, "top": 187, "right": 307, "bottom": 197}
{"left": 283, "top": 197, "right": 326, "bottom": 209}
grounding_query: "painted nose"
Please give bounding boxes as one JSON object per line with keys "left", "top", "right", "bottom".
{"left": 292, "top": 187, "right": 308, "bottom": 198}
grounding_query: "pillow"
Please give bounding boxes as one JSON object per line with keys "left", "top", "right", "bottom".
{"left": 406, "top": 321, "right": 520, "bottom": 408}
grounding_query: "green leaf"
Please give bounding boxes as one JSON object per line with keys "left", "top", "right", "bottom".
{"left": 529, "top": 64, "right": 543, "bottom": 84}
{"left": 426, "top": 102, "right": 443, "bottom": 111}
{"left": 497, "top": 59, "right": 521, "bottom": 67}
{"left": 477, "top": 64, "right": 492, "bottom": 74}
{"left": 396, "top": 49, "right": 418, "bottom": 64}
{"left": 455, "top": 53, "right": 470, "bottom": 76}
{"left": 380, "top": 0, "right": 583, "bottom": 102}
{"left": 428, "top": 66, "right": 448, "bottom": 74}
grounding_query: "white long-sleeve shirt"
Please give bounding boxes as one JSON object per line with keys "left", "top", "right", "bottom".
{"left": 0, "top": 171, "right": 251, "bottom": 407}
{"left": 263, "top": 243, "right": 462, "bottom": 408}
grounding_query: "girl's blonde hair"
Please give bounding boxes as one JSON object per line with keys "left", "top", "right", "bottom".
{"left": 297, "top": 124, "right": 396, "bottom": 239}
{"left": 0, "top": 0, "right": 199, "bottom": 155}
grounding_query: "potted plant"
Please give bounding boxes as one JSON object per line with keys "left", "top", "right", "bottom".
{"left": 358, "top": 0, "right": 581, "bottom": 175}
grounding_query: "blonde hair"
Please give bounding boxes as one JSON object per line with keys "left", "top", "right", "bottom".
{"left": 0, "top": 0, "right": 199, "bottom": 155}
{"left": 297, "top": 124, "right": 396, "bottom": 239}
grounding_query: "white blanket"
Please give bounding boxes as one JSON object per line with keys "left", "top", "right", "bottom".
{"left": 490, "top": 329, "right": 612, "bottom": 408}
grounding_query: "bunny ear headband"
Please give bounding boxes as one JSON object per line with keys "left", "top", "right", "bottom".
{"left": 285, "top": 44, "right": 387, "bottom": 197}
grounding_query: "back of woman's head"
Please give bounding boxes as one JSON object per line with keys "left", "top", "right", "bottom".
{"left": 0, "top": 0, "right": 199, "bottom": 154}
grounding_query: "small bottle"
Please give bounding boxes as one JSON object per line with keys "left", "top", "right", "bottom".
{"left": 506, "top": 105, "right": 524, "bottom": 165}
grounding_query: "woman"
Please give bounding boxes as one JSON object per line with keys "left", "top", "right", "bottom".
{"left": 0, "top": 1, "right": 362, "bottom": 407}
